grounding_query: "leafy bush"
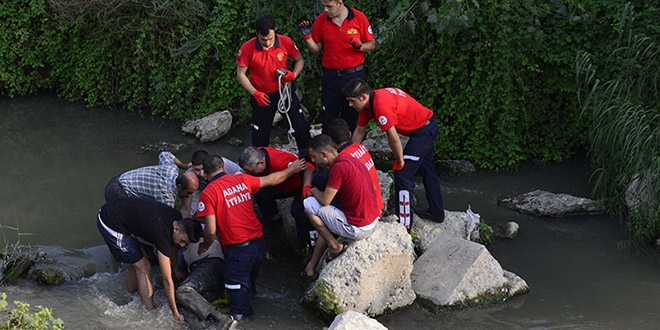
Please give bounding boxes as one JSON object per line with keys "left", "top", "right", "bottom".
{"left": 0, "top": 293, "right": 64, "bottom": 330}
{"left": 576, "top": 3, "right": 660, "bottom": 245}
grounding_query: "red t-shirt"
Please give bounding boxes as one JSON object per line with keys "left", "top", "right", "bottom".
{"left": 236, "top": 34, "right": 301, "bottom": 93}
{"left": 326, "top": 154, "right": 380, "bottom": 227}
{"left": 357, "top": 88, "right": 434, "bottom": 136}
{"left": 197, "top": 174, "right": 262, "bottom": 246}
{"left": 311, "top": 7, "right": 373, "bottom": 70}
{"left": 260, "top": 147, "right": 314, "bottom": 193}
{"left": 338, "top": 141, "right": 384, "bottom": 212}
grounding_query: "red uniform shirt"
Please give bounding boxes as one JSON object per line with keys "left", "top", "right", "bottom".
{"left": 337, "top": 141, "right": 384, "bottom": 212}
{"left": 357, "top": 88, "right": 434, "bottom": 136}
{"left": 236, "top": 35, "right": 301, "bottom": 93}
{"left": 197, "top": 174, "right": 263, "bottom": 246}
{"left": 327, "top": 154, "right": 380, "bottom": 227}
{"left": 311, "top": 7, "right": 373, "bottom": 70}
{"left": 259, "top": 147, "right": 314, "bottom": 193}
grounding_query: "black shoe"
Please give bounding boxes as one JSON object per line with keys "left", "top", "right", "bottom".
{"left": 413, "top": 207, "right": 445, "bottom": 223}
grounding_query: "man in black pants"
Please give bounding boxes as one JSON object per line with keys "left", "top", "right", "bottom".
{"left": 344, "top": 78, "right": 445, "bottom": 229}
{"left": 298, "top": 0, "right": 375, "bottom": 133}
{"left": 237, "top": 16, "right": 311, "bottom": 157}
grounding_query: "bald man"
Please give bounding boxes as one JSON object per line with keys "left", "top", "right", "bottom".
{"left": 104, "top": 151, "right": 199, "bottom": 217}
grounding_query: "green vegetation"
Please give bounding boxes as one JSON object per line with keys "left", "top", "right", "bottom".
{"left": 0, "top": 224, "right": 33, "bottom": 285}
{"left": 576, "top": 3, "right": 660, "bottom": 245}
{"left": 0, "top": 0, "right": 633, "bottom": 169}
{"left": 0, "top": 293, "right": 64, "bottom": 330}
{"left": 303, "top": 280, "right": 342, "bottom": 323}
{"left": 477, "top": 222, "right": 493, "bottom": 245}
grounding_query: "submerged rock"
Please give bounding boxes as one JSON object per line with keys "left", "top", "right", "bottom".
{"left": 29, "top": 268, "right": 65, "bottom": 285}
{"left": 28, "top": 254, "right": 86, "bottom": 285}
{"left": 139, "top": 142, "right": 187, "bottom": 153}
{"left": 492, "top": 222, "right": 520, "bottom": 239}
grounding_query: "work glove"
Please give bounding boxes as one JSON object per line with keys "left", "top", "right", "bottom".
{"left": 281, "top": 70, "right": 296, "bottom": 82}
{"left": 350, "top": 38, "right": 363, "bottom": 50}
{"left": 252, "top": 90, "right": 270, "bottom": 107}
{"left": 298, "top": 20, "right": 313, "bottom": 40}
{"left": 302, "top": 185, "right": 312, "bottom": 198}
{"left": 392, "top": 160, "right": 405, "bottom": 171}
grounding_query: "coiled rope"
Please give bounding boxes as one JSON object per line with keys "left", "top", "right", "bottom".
{"left": 277, "top": 69, "right": 296, "bottom": 148}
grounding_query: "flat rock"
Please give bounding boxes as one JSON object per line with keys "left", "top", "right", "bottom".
{"left": 498, "top": 189, "right": 606, "bottom": 217}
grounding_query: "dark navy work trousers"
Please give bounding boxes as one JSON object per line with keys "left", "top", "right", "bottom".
{"left": 394, "top": 117, "right": 444, "bottom": 226}
{"left": 320, "top": 69, "right": 367, "bottom": 134}
{"left": 250, "top": 83, "right": 311, "bottom": 158}
{"left": 223, "top": 238, "right": 266, "bottom": 318}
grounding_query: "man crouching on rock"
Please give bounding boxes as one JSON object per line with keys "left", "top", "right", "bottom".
{"left": 303, "top": 134, "right": 380, "bottom": 278}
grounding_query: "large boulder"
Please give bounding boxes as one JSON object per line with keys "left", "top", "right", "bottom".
{"left": 411, "top": 233, "right": 528, "bottom": 310}
{"left": 302, "top": 220, "right": 416, "bottom": 323}
{"left": 328, "top": 310, "right": 388, "bottom": 330}
{"left": 181, "top": 111, "right": 232, "bottom": 143}
{"left": 498, "top": 189, "right": 606, "bottom": 217}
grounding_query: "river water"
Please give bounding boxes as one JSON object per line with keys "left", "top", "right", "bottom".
{"left": 1, "top": 95, "right": 659, "bottom": 330}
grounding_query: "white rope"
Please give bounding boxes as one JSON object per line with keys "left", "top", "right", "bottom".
{"left": 277, "top": 71, "right": 296, "bottom": 147}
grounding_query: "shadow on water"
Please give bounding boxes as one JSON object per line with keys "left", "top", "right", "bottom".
{"left": 1, "top": 95, "right": 660, "bottom": 329}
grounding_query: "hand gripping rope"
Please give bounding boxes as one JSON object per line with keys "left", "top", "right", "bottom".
{"left": 276, "top": 68, "right": 296, "bottom": 148}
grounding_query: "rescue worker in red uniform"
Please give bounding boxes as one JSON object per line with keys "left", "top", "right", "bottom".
{"left": 303, "top": 134, "right": 380, "bottom": 278}
{"left": 298, "top": 0, "right": 375, "bottom": 133}
{"left": 343, "top": 78, "right": 445, "bottom": 229}
{"left": 196, "top": 155, "right": 306, "bottom": 320}
{"left": 325, "top": 118, "right": 384, "bottom": 213}
{"left": 237, "top": 16, "right": 311, "bottom": 158}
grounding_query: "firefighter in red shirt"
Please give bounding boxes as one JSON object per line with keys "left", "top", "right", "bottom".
{"left": 298, "top": 0, "right": 375, "bottom": 134}
{"left": 237, "top": 16, "right": 311, "bottom": 158}
{"left": 303, "top": 134, "right": 380, "bottom": 278}
{"left": 343, "top": 78, "right": 445, "bottom": 229}
{"left": 326, "top": 118, "right": 384, "bottom": 213}
{"left": 197, "top": 155, "right": 306, "bottom": 320}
